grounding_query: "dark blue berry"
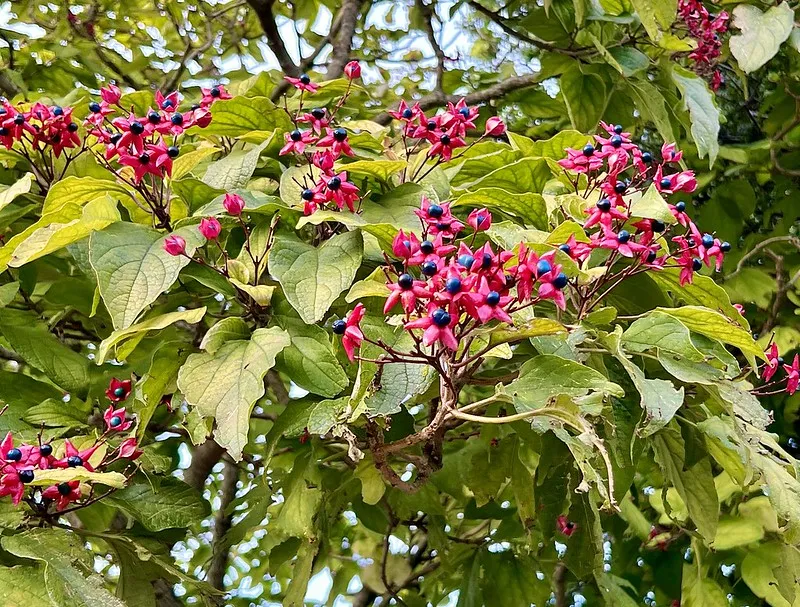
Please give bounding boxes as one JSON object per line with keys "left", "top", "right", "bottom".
{"left": 39, "top": 444, "right": 52, "bottom": 457}
{"left": 458, "top": 107, "right": 470, "bottom": 118}
{"left": 18, "top": 470, "right": 34, "bottom": 484}
{"left": 436, "top": 222, "right": 451, "bottom": 232}
{"left": 617, "top": 230, "right": 630, "bottom": 244}
{"left": 67, "top": 122, "right": 78, "bottom": 132}
{"left": 613, "top": 124, "right": 623, "bottom": 135}
{"left": 110, "top": 133, "right": 122, "bottom": 144}
{"left": 171, "top": 113, "right": 184, "bottom": 125}
{"left": 130, "top": 121, "right": 144, "bottom": 134}
{"left": 6, "top": 448, "right": 21, "bottom": 461}
{"left": 190, "top": 104, "right": 200, "bottom": 111}
{"left": 486, "top": 291, "right": 501, "bottom": 306}
{"left": 427, "top": 120, "right": 437, "bottom": 130}
{"left": 311, "top": 108, "right": 326, "bottom": 119}
{"left": 582, "top": 143, "right": 595, "bottom": 157}
{"left": 210, "top": 86, "right": 222, "bottom": 97}
{"left": 332, "top": 320, "right": 346, "bottom": 334}
{"left": 402, "top": 108, "right": 413, "bottom": 119}
{"left": 57, "top": 482, "right": 72, "bottom": 496}
{"left": 161, "top": 99, "right": 174, "bottom": 110}
{"left": 402, "top": 240, "right": 411, "bottom": 250}
{"left": 646, "top": 250, "right": 657, "bottom": 263}
{"left": 504, "top": 274, "right": 516, "bottom": 288}
{"left": 659, "top": 178, "right": 672, "bottom": 190}
{"left": 13, "top": 114, "right": 24, "bottom": 125}
{"left": 536, "top": 260, "right": 552, "bottom": 276}
{"left": 614, "top": 181, "right": 627, "bottom": 194}
{"left": 301, "top": 189, "right": 315, "bottom": 201}
{"left": 701, "top": 234, "right": 714, "bottom": 248}
{"left": 457, "top": 254, "right": 474, "bottom": 270}
{"left": 167, "top": 145, "right": 180, "bottom": 158}
{"left": 610, "top": 135, "right": 623, "bottom": 148}
{"left": 422, "top": 261, "right": 438, "bottom": 276}
{"left": 597, "top": 198, "right": 611, "bottom": 212}
{"left": 552, "top": 272, "right": 569, "bottom": 289}
{"left": 138, "top": 153, "right": 150, "bottom": 164}
{"left": 482, "top": 253, "right": 493, "bottom": 269}
{"left": 67, "top": 455, "right": 83, "bottom": 467}
{"left": 720, "top": 241, "right": 731, "bottom": 252}
{"left": 428, "top": 204, "right": 444, "bottom": 218}
{"left": 420, "top": 240, "right": 434, "bottom": 254}
{"left": 440, "top": 134, "right": 451, "bottom": 145}
{"left": 53, "top": 106, "right": 63, "bottom": 116}
{"left": 290, "top": 129, "right": 302, "bottom": 141}
{"left": 327, "top": 176, "right": 341, "bottom": 190}
{"left": 110, "top": 416, "right": 122, "bottom": 428}
{"left": 432, "top": 308, "right": 450, "bottom": 327}
{"left": 675, "top": 201, "right": 686, "bottom": 212}
{"left": 0, "top": 128, "right": 7, "bottom": 136}
{"left": 333, "top": 128, "right": 347, "bottom": 142}
{"left": 559, "top": 244, "right": 571, "bottom": 255}
{"left": 642, "top": 151, "right": 652, "bottom": 163}
{"left": 445, "top": 277, "right": 462, "bottom": 294}
{"left": 398, "top": 273, "right": 414, "bottom": 289}
{"left": 651, "top": 220, "right": 665, "bottom": 233}
{"left": 148, "top": 111, "right": 161, "bottom": 124}
{"left": 89, "top": 101, "right": 101, "bottom": 113}
{"left": 778, "top": 356, "right": 785, "bottom": 365}
{"left": 692, "top": 258, "right": 702, "bottom": 271}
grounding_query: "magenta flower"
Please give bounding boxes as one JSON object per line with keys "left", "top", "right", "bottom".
{"left": 223, "top": 193, "right": 246, "bottom": 216}
{"left": 392, "top": 230, "right": 421, "bottom": 262}
{"left": 297, "top": 109, "right": 330, "bottom": 134}
{"left": 558, "top": 145, "right": 604, "bottom": 173}
{"left": 316, "top": 127, "right": 354, "bottom": 157}
{"left": 321, "top": 172, "right": 360, "bottom": 211}
{"left": 42, "top": 481, "right": 81, "bottom": 510}
{"left": 200, "top": 84, "right": 232, "bottom": 106}
{"left": 155, "top": 90, "right": 180, "bottom": 112}
{"left": 52, "top": 440, "right": 100, "bottom": 472}
{"left": 484, "top": 116, "right": 506, "bottom": 137}
{"left": 471, "top": 277, "right": 513, "bottom": 324}
{"left": 119, "top": 149, "right": 163, "bottom": 182}
{"left": 763, "top": 343, "right": 781, "bottom": 382}
{"left": 284, "top": 74, "right": 319, "bottom": 93}
{"left": 655, "top": 165, "right": 697, "bottom": 195}
{"left": 106, "top": 378, "right": 132, "bottom": 402}
{"left": 199, "top": 217, "right": 222, "bottom": 240}
{"left": 405, "top": 307, "right": 458, "bottom": 350}
{"left": 384, "top": 273, "right": 431, "bottom": 314}
{"left": 583, "top": 198, "right": 629, "bottom": 232}
{"left": 280, "top": 129, "right": 317, "bottom": 155}
{"left": 785, "top": 355, "right": 800, "bottom": 395}
{"left": 333, "top": 303, "right": 366, "bottom": 361}
{"left": 388, "top": 100, "right": 422, "bottom": 122}
{"left": 118, "top": 438, "right": 143, "bottom": 460}
{"left": 468, "top": 208, "right": 492, "bottom": 231}
{"left": 427, "top": 127, "right": 466, "bottom": 162}
{"left": 100, "top": 84, "right": 122, "bottom": 105}
{"left": 163, "top": 234, "right": 186, "bottom": 256}
{"left": 104, "top": 405, "right": 133, "bottom": 432}
{"left": 344, "top": 61, "right": 361, "bottom": 79}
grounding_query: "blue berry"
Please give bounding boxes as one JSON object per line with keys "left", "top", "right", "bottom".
{"left": 445, "top": 277, "right": 462, "bottom": 294}
{"left": 486, "top": 291, "right": 501, "bottom": 306}
{"left": 138, "top": 153, "right": 150, "bottom": 165}
{"left": 504, "top": 274, "right": 516, "bottom": 288}
{"left": 299, "top": 74, "right": 311, "bottom": 85}
{"left": 333, "top": 128, "right": 347, "bottom": 142}
{"left": 39, "top": 444, "right": 52, "bottom": 457}
{"left": 614, "top": 181, "right": 627, "bottom": 194}
{"left": 617, "top": 230, "right": 630, "bottom": 243}
{"left": 290, "top": 129, "right": 302, "bottom": 141}
{"left": 427, "top": 120, "right": 437, "bottom": 130}
{"left": 53, "top": 106, "right": 63, "bottom": 116}
{"left": 439, "top": 134, "right": 451, "bottom": 145}
{"left": 458, "top": 107, "right": 470, "bottom": 117}
{"left": 720, "top": 241, "right": 731, "bottom": 252}
{"left": 457, "top": 254, "right": 474, "bottom": 270}
{"left": 597, "top": 199, "right": 611, "bottom": 212}
{"left": 301, "top": 189, "right": 314, "bottom": 201}
{"left": 6, "top": 448, "right": 21, "bottom": 461}
{"left": 210, "top": 86, "right": 222, "bottom": 97}
{"left": 481, "top": 253, "right": 493, "bottom": 269}
{"left": 171, "top": 113, "right": 184, "bottom": 125}
{"left": 67, "top": 456, "right": 83, "bottom": 467}
{"left": 646, "top": 250, "right": 657, "bottom": 263}
{"left": 130, "top": 121, "right": 144, "bottom": 134}
{"left": 651, "top": 220, "right": 665, "bottom": 233}
{"left": 536, "top": 260, "right": 552, "bottom": 276}
{"left": 559, "top": 244, "right": 571, "bottom": 255}
{"left": 57, "top": 482, "right": 72, "bottom": 496}
{"left": 582, "top": 143, "right": 595, "bottom": 157}
{"left": 89, "top": 101, "right": 101, "bottom": 113}
{"left": 18, "top": 470, "right": 34, "bottom": 484}
{"left": 432, "top": 308, "right": 450, "bottom": 327}
{"left": 110, "top": 416, "right": 122, "bottom": 428}
{"left": 610, "top": 134, "right": 623, "bottom": 148}
{"left": 692, "top": 258, "right": 702, "bottom": 271}
{"left": 552, "top": 272, "right": 569, "bottom": 289}
{"left": 420, "top": 240, "right": 434, "bottom": 254}
{"left": 327, "top": 176, "right": 341, "bottom": 190}
{"left": 642, "top": 151, "right": 652, "bottom": 163}
{"left": 402, "top": 108, "right": 413, "bottom": 119}
{"left": 675, "top": 201, "right": 686, "bottom": 212}
{"left": 332, "top": 320, "right": 346, "bottom": 334}
{"left": 311, "top": 108, "right": 326, "bottom": 119}
{"left": 436, "top": 222, "right": 451, "bottom": 232}
{"left": 167, "top": 145, "right": 180, "bottom": 158}
{"left": 148, "top": 111, "right": 161, "bottom": 124}
{"left": 701, "top": 234, "right": 714, "bottom": 248}
{"left": 613, "top": 124, "right": 623, "bottom": 134}
{"left": 428, "top": 204, "right": 444, "bottom": 218}
{"left": 161, "top": 99, "right": 174, "bottom": 110}
{"left": 659, "top": 178, "right": 672, "bottom": 190}
{"left": 13, "top": 114, "right": 24, "bottom": 125}
{"left": 398, "top": 273, "right": 414, "bottom": 289}
{"left": 422, "top": 261, "right": 438, "bottom": 276}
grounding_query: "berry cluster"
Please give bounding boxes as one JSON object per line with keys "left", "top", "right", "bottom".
{"left": 0, "top": 377, "right": 141, "bottom": 510}
{"left": 333, "top": 199, "right": 568, "bottom": 359}
{"left": 559, "top": 122, "right": 729, "bottom": 287}
{"left": 85, "top": 84, "right": 228, "bottom": 183}
{"left": 0, "top": 101, "right": 81, "bottom": 158}
{"left": 677, "top": 0, "right": 728, "bottom": 90}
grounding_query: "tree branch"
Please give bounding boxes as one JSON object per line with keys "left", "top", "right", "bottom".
{"left": 206, "top": 459, "right": 238, "bottom": 591}
{"left": 373, "top": 72, "right": 545, "bottom": 125}
{"left": 417, "top": 0, "right": 445, "bottom": 91}
{"left": 325, "top": 0, "right": 366, "bottom": 79}
{"left": 183, "top": 439, "right": 226, "bottom": 491}
{"left": 247, "top": 0, "right": 299, "bottom": 77}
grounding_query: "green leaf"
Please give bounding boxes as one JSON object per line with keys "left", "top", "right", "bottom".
{"left": 672, "top": 66, "right": 720, "bottom": 167}
{"left": 756, "top": 454, "right": 800, "bottom": 543}
{"left": 742, "top": 543, "right": 793, "bottom": 607}
{"left": 629, "top": 184, "right": 676, "bottom": 223}
{"left": 96, "top": 307, "right": 206, "bottom": 363}
{"left": 0, "top": 566, "right": 52, "bottom": 606}
{"left": 527, "top": 130, "right": 589, "bottom": 159}
{"left": 274, "top": 450, "right": 322, "bottom": 539}
{"left": 273, "top": 295, "right": 349, "bottom": 398}
{"left": 457, "top": 157, "right": 552, "bottom": 194}
{"left": 2, "top": 528, "right": 126, "bottom": 607}
{"left": 0, "top": 281, "right": 18, "bottom": 308}
{"left": 729, "top": 4, "right": 794, "bottom": 74}
{"left": 339, "top": 159, "right": 406, "bottom": 181}
{"left": 26, "top": 468, "right": 127, "bottom": 489}
{"left": 506, "top": 354, "right": 624, "bottom": 412}
{"left": 89, "top": 223, "right": 205, "bottom": 330}
{"left": 697, "top": 416, "right": 749, "bottom": 484}
{"left": 106, "top": 477, "right": 209, "bottom": 531}
{"left": 268, "top": 230, "right": 363, "bottom": 324}
{"left": 630, "top": 0, "right": 677, "bottom": 40}
{"left": 0, "top": 173, "right": 33, "bottom": 213}
{"left": 355, "top": 456, "right": 386, "bottom": 505}
{"left": 23, "top": 398, "right": 88, "bottom": 429}
{"left": 0, "top": 309, "right": 90, "bottom": 395}
{"left": 134, "top": 342, "right": 190, "bottom": 442}
{"left": 487, "top": 317, "right": 567, "bottom": 347}
{"left": 682, "top": 561, "right": 727, "bottom": 607}
{"left": 626, "top": 80, "right": 676, "bottom": 143}
{"left": 202, "top": 140, "right": 269, "bottom": 190}
{"left": 560, "top": 69, "right": 609, "bottom": 133}
{"left": 177, "top": 326, "right": 290, "bottom": 459}
{"left": 366, "top": 360, "right": 437, "bottom": 416}
{"left": 607, "top": 47, "right": 650, "bottom": 77}
{"left": 200, "top": 317, "right": 250, "bottom": 353}
{"left": 282, "top": 540, "right": 318, "bottom": 607}
{"left": 456, "top": 552, "right": 484, "bottom": 607}
{"left": 711, "top": 516, "right": 764, "bottom": 551}
{"left": 200, "top": 96, "right": 292, "bottom": 137}
{"left": 170, "top": 146, "right": 219, "bottom": 180}
{"left": 0, "top": 371, "right": 62, "bottom": 435}
{"left": 452, "top": 188, "right": 548, "bottom": 230}
{"left": 41, "top": 176, "right": 132, "bottom": 215}
{"left": 346, "top": 267, "right": 390, "bottom": 302}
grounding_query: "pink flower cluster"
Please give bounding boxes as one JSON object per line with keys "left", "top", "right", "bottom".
{"left": 760, "top": 343, "right": 800, "bottom": 396}
{"left": 0, "top": 100, "right": 81, "bottom": 157}
{"left": 559, "top": 123, "right": 729, "bottom": 286}
{"left": 85, "top": 83, "right": 229, "bottom": 183}
{"left": 390, "top": 99, "right": 506, "bottom": 162}
{"left": 0, "top": 377, "right": 141, "bottom": 509}
{"left": 334, "top": 200, "right": 568, "bottom": 358}
{"left": 678, "top": 0, "right": 728, "bottom": 90}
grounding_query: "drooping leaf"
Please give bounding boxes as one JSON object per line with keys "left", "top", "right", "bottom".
{"left": 729, "top": 3, "right": 794, "bottom": 74}
{"left": 106, "top": 477, "right": 210, "bottom": 531}
{"left": 672, "top": 66, "right": 720, "bottom": 167}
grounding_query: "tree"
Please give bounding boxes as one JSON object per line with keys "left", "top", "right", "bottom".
{"left": 0, "top": 1, "right": 798, "bottom": 606}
